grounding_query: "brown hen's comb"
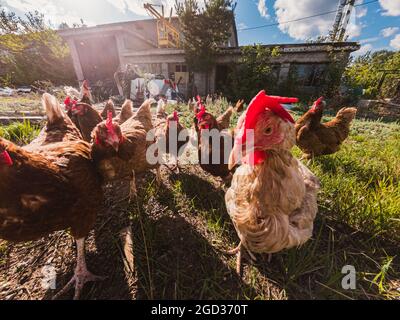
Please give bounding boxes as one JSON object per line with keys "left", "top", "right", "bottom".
{"left": 196, "top": 96, "right": 207, "bottom": 121}
{"left": 0, "top": 150, "right": 13, "bottom": 166}
{"left": 311, "top": 97, "right": 324, "bottom": 111}
{"left": 106, "top": 111, "right": 115, "bottom": 134}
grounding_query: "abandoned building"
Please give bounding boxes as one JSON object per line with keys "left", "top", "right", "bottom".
{"left": 58, "top": 16, "right": 360, "bottom": 99}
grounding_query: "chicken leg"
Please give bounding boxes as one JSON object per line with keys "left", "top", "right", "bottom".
{"left": 225, "top": 242, "right": 243, "bottom": 275}
{"left": 129, "top": 170, "right": 137, "bottom": 202}
{"left": 225, "top": 242, "right": 257, "bottom": 275}
{"left": 53, "top": 238, "right": 105, "bottom": 300}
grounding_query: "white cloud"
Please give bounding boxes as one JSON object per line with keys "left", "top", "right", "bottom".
{"left": 381, "top": 27, "right": 399, "bottom": 37}
{"left": 2, "top": 0, "right": 95, "bottom": 26}
{"left": 105, "top": 0, "right": 188, "bottom": 17}
{"left": 1, "top": 0, "right": 183, "bottom": 27}
{"left": 356, "top": 6, "right": 368, "bottom": 18}
{"left": 390, "top": 34, "right": 400, "bottom": 50}
{"left": 359, "top": 37, "right": 379, "bottom": 44}
{"left": 353, "top": 43, "right": 373, "bottom": 57}
{"left": 346, "top": 21, "right": 363, "bottom": 39}
{"left": 274, "top": 0, "right": 364, "bottom": 41}
{"left": 274, "top": 0, "right": 336, "bottom": 40}
{"left": 379, "top": 0, "right": 400, "bottom": 16}
{"left": 257, "top": 0, "right": 269, "bottom": 19}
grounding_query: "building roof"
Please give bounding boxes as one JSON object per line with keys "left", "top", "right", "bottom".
{"left": 58, "top": 17, "right": 180, "bottom": 37}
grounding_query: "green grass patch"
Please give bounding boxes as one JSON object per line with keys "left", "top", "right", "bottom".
{"left": 0, "top": 120, "right": 40, "bottom": 145}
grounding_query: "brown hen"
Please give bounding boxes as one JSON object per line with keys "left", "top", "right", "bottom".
{"left": 91, "top": 99, "right": 160, "bottom": 199}
{"left": 295, "top": 97, "right": 357, "bottom": 159}
{"left": 0, "top": 94, "right": 104, "bottom": 299}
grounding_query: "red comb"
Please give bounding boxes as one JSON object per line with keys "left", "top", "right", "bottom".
{"left": 64, "top": 96, "right": 71, "bottom": 106}
{"left": 64, "top": 96, "right": 77, "bottom": 111}
{"left": 0, "top": 150, "right": 13, "bottom": 166}
{"left": 239, "top": 90, "right": 298, "bottom": 144}
{"left": 311, "top": 97, "right": 324, "bottom": 112}
{"left": 106, "top": 111, "right": 115, "bottom": 135}
{"left": 196, "top": 96, "right": 207, "bottom": 121}
{"left": 196, "top": 105, "right": 207, "bottom": 122}
{"left": 173, "top": 111, "right": 179, "bottom": 121}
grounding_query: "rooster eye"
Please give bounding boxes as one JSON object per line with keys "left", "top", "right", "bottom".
{"left": 264, "top": 127, "right": 273, "bottom": 136}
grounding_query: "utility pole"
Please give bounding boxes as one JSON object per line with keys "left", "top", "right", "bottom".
{"left": 331, "top": 0, "right": 347, "bottom": 41}
{"left": 330, "top": 0, "right": 356, "bottom": 42}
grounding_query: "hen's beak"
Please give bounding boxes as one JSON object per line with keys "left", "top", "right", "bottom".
{"left": 228, "top": 143, "right": 242, "bottom": 170}
{"left": 198, "top": 121, "right": 210, "bottom": 130}
{"left": 111, "top": 142, "right": 119, "bottom": 152}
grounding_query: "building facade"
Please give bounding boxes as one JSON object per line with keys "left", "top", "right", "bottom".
{"left": 59, "top": 18, "right": 360, "bottom": 98}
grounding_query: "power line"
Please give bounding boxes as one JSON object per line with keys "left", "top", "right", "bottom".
{"left": 238, "top": 0, "right": 379, "bottom": 32}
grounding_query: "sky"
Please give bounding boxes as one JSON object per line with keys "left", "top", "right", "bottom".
{"left": 1, "top": 0, "right": 399, "bottom": 56}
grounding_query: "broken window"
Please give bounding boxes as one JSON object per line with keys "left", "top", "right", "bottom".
{"left": 291, "top": 64, "right": 327, "bottom": 87}
{"left": 175, "top": 64, "right": 187, "bottom": 72}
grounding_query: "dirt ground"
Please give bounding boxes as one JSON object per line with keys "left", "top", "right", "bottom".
{"left": 1, "top": 164, "right": 399, "bottom": 300}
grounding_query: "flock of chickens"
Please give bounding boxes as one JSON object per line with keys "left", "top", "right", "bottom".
{"left": 0, "top": 81, "right": 357, "bottom": 300}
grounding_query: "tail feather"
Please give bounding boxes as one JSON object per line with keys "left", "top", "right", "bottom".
{"left": 134, "top": 99, "right": 154, "bottom": 119}
{"left": 335, "top": 107, "right": 357, "bottom": 125}
{"left": 234, "top": 99, "right": 245, "bottom": 113}
{"left": 80, "top": 80, "right": 92, "bottom": 102}
{"left": 216, "top": 107, "right": 234, "bottom": 130}
{"left": 156, "top": 99, "right": 166, "bottom": 117}
{"left": 101, "top": 99, "right": 116, "bottom": 119}
{"left": 42, "top": 93, "right": 65, "bottom": 125}
{"left": 133, "top": 99, "right": 155, "bottom": 131}
{"left": 118, "top": 99, "right": 133, "bottom": 123}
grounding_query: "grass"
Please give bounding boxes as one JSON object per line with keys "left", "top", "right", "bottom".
{"left": 0, "top": 98, "right": 399, "bottom": 300}
{"left": 0, "top": 119, "right": 40, "bottom": 145}
{"left": 0, "top": 94, "right": 43, "bottom": 115}
{"left": 129, "top": 100, "right": 400, "bottom": 300}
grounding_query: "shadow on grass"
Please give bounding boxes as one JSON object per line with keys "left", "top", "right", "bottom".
{"left": 252, "top": 215, "right": 400, "bottom": 300}
{"left": 169, "top": 170, "right": 231, "bottom": 221}
{"left": 131, "top": 210, "right": 257, "bottom": 299}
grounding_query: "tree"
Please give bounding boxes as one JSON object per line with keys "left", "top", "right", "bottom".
{"left": 175, "top": 0, "right": 235, "bottom": 92}
{"left": 343, "top": 50, "right": 400, "bottom": 99}
{"left": 0, "top": 5, "right": 75, "bottom": 86}
{"left": 222, "top": 45, "right": 280, "bottom": 102}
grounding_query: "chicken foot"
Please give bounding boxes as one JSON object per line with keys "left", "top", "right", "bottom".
{"left": 53, "top": 238, "right": 105, "bottom": 300}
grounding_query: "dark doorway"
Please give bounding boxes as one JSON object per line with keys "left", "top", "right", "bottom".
{"left": 215, "top": 64, "right": 230, "bottom": 94}
{"left": 75, "top": 36, "right": 120, "bottom": 95}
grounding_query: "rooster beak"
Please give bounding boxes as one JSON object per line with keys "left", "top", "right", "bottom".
{"left": 228, "top": 143, "right": 242, "bottom": 170}
{"left": 112, "top": 142, "right": 119, "bottom": 152}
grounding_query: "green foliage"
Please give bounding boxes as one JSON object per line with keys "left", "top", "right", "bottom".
{"left": 0, "top": 6, "right": 75, "bottom": 86}
{"left": 175, "top": 0, "right": 234, "bottom": 73}
{"left": 0, "top": 120, "right": 40, "bottom": 145}
{"left": 343, "top": 50, "right": 400, "bottom": 99}
{"left": 222, "top": 44, "right": 280, "bottom": 101}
